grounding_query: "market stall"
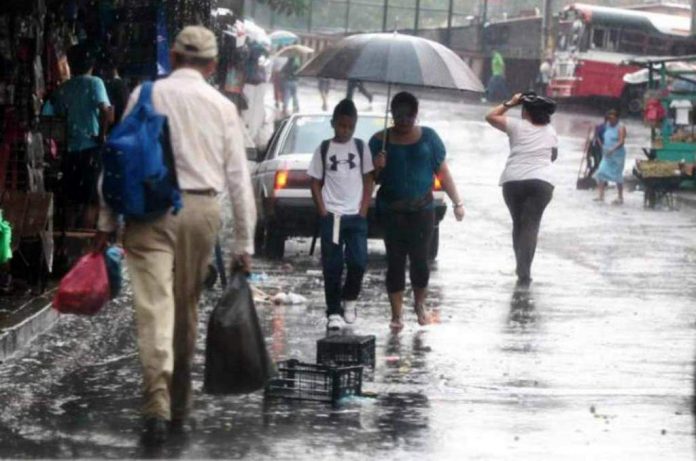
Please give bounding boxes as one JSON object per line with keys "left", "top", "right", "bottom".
{"left": 0, "top": 0, "right": 214, "bottom": 291}
{"left": 625, "top": 56, "right": 696, "bottom": 208}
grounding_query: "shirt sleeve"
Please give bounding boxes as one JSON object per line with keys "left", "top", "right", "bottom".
{"left": 307, "top": 145, "right": 324, "bottom": 180}
{"left": 428, "top": 128, "right": 446, "bottom": 172}
{"left": 368, "top": 135, "right": 382, "bottom": 158}
{"left": 223, "top": 103, "right": 257, "bottom": 255}
{"left": 505, "top": 116, "right": 521, "bottom": 136}
{"left": 92, "top": 77, "right": 111, "bottom": 107}
{"left": 361, "top": 139, "right": 375, "bottom": 174}
{"left": 41, "top": 100, "right": 55, "bottom": 116}
{"left": 45, "top": 88, "right": 64, "bottom": 116}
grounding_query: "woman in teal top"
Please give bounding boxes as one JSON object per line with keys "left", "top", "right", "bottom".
{"left": 369, "top": 92, "right": 465, "bottom": 333}
{"left": 594, "top": 109, "right": 627, "bottom": 205}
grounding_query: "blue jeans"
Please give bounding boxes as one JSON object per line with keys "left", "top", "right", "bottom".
{"left": 283, "top": 80, "right": 299, "bottom": 112}
{"left": 320, "top": 213, "right": 368, "bottom": 317}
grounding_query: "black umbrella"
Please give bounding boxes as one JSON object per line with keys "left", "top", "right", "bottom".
{"left": 299, "top": 32, "right": 484, "bottom": 92}
{"left": 298, "top": 32, "right": 484, "bottom": 144}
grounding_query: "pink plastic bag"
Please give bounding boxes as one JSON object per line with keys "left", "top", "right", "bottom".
{"left": 53, "top": 252, "right": 110, "bottom": 315}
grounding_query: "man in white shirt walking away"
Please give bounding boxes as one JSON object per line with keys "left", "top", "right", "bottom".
{"left": 95, "top": 25, "right": 256, "bottom": 445}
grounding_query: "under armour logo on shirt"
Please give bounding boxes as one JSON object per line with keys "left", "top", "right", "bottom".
{"left": 329, "top": 153, "right": 357, "bottom": 171}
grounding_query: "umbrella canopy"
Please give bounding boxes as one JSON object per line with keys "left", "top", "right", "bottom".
{"left": 243, "top": 20, "right": 271, "bottom": 48}
{"left": 270, "top": 30, "right": 299, "bottom": 47}
{"left": 298, "top": 32, "right": 484, "bottom": 93}
{"left": 274, "top": 44, "right": 314, "bottom": 58}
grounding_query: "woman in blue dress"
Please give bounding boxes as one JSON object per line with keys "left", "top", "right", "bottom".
{"left": 594, "top": 110, "right": 627, "bottom": 205}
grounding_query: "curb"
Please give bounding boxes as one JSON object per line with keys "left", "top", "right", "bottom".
{"left": 0, "top": 293, "right": 57, "bottom": 363}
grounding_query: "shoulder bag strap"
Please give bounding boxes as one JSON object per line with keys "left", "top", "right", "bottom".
{"left": 320, "top": 139, "right": 331, "bottom": 184}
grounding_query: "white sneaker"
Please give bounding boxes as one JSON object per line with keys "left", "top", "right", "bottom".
{"left": 327, "top": 314, "right": 345, "bottom": 331}
{"left": 342, "top": 300, "right": 357, "bottom": 324}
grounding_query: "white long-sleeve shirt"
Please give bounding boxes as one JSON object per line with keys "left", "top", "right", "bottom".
{"left": 97, "top": 68, "right": 256, "bottom": 254}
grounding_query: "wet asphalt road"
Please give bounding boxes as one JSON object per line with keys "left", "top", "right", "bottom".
{"left": 1, "top": 86, "right": 696, "bottom": 460}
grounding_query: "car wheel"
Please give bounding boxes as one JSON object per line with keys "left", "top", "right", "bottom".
{"left": 428, "top": 227, "right": 439, "bottom": 261}
{"left": 266, "top": 226, "right": 285, "bottom": 260}
{"left": 254, "top": 220, "right": 266, "bottom": 256}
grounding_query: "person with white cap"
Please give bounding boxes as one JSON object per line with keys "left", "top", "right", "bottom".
{"left": 94, "top": 25, "right": 256, "bottom": 445}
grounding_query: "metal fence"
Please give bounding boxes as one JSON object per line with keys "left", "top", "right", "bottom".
{"left": 246, "top": 0, "right": 474, "bottom": 36}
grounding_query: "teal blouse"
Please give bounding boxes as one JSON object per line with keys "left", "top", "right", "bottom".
{"left": 369, "top": 126, "right": 446, "bottom": 208}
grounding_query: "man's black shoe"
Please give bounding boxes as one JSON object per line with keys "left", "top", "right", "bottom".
{"left": 142, "top": 417, "right": 168, "bottom": 446}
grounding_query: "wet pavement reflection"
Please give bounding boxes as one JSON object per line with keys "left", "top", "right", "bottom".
{"left": 1, "top": 86, "right": 695, "bottom": 459}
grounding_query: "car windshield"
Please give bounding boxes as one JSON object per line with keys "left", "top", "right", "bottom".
{"left": 280, "top": 115, "right": 387, "bottom": 155}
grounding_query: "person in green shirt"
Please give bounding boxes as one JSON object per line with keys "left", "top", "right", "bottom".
{"left": 486, "top": 50, "right": 510, "bottom": 102}
{"left": 492, "top": 51, "right": 505, "bottom": 77}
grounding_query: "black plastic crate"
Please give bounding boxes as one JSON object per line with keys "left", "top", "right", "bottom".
{"left": 264, "top": 359, "right": 363, "bottom": 404}
{"left": 317, "top": 335, "right": 376, "bottom": 368}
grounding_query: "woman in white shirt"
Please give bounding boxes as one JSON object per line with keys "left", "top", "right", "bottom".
{"left": 485, "top": 92, "right": 558, "bottom": 287}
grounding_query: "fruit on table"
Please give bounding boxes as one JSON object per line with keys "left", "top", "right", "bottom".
{"left": 636, "top": 160, "right": 681, "bottom": 177}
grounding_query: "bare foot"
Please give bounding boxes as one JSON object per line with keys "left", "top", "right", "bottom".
{"left": 414, "top": 304, "right": 432, "bottom": 326}
{"left": 389, "top": 317, "right": 404, "bottom": 333}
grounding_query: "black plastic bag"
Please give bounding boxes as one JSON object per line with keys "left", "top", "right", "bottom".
{"left": 204, "top": 272, "right": 274, "bottom": 394}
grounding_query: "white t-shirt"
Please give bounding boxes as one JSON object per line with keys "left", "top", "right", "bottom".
{"left": 499, "top": 117, "right": 558, "bottom": 186}
{"left": 670, "top": 99, "right": 692, "bottom": 125}
{"left": 307, "top": 138, "right": 375, "bottom": 215}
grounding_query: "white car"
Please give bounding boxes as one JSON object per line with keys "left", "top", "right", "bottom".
{"left": 249, "top": 113, "right": 447, "bottom": 259}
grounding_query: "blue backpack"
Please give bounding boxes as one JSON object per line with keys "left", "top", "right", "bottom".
{"left": 102, "top": 82, "right": 182, "bottom": 221}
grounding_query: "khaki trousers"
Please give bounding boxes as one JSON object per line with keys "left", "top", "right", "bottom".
{"left": 124, "top": 194, "right": 221, "bottom": 420}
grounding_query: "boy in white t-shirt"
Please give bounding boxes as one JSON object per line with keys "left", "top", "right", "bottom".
{"left": 307, "top": 99, "right": 375, "bottom": 331}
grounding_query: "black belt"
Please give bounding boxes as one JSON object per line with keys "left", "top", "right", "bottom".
{"left": 182, "top": 189, "right": 218, "bottom": 197}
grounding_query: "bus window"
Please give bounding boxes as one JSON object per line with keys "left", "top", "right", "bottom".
{"left": 619, "top": 30, "right": 646, "bottom": 54}
{"left": 556, "top": 21, "right": 572, "bottom": 51}
{"left": 608, "top": 29, "right": 620, "bottom": 51}
{"left": 590, "top": 27, "right": 619, "bottom": 51}
{"left": 556, "top": 19, "right": 586, "bottom": 52}
{"left": 591, "top": 28, "right": 606, "bottom": 49}
{"left": 646, "top": 36, "right": 668, "bottom": 55}
{"left": 571, "top": 19, "right": 584, "bottom": 50}
{"left": 671, "top": 42, "right": 696, "bottom": 56}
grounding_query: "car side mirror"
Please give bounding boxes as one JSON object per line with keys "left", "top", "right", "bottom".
{"left": 246, "top": 147, "right": 259, "bottom": 162}
{"left": 257, "top": 147, "right": 268, "bottom": 162}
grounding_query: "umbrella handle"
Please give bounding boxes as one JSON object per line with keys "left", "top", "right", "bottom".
{"left": 381, "top": 82, "right": 392, "bottom": 155}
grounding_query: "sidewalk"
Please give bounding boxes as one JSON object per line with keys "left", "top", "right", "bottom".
{"left": 0, "top": 290, "right": 56, "bottom": 363}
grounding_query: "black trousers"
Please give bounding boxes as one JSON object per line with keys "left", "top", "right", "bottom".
{"left": 502, "top": 180, "right": 553, "bottom": 281}
{"left": 62, "top": 147, "right": 102, "bottom": 205}
{"left": 384, "top": 209, "right": 434, "bottom": 293}
{"left": 346, "top": 80, "right": 373, "bottom": 102}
